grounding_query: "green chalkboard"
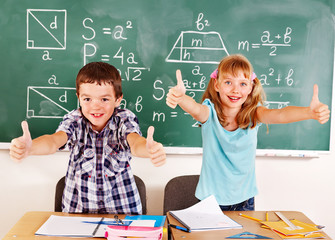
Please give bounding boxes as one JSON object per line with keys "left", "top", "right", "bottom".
{"left": 0, "top": 0, "right": 334, "bottom": 151}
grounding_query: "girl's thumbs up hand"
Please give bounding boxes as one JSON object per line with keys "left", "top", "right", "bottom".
{"left": 166, "top": 69, "right": 186, "bottom": 109}
{"left": 146, "top": 126, "right": 166, "bottom": 167}
{"left": 309, "top": 84, "right": 330, "bottom": 124}
{"left": 9, "top": 121, "right": 32, "bottom": 162}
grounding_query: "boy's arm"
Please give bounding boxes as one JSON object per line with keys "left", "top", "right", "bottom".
{"left": 9, "top": 121, "right": 68, "bottom": 162}
{"left": 256, "top": 84, "right": 330, "bottom": 124}
{"left": 127, "top": 127, "right": 166, "bottom": 167}
{"left": 166, "top": 70, "right": 209, "bottom": 123}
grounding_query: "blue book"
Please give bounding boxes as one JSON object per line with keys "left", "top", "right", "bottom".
{"left": 124, "top": 215, "right": 166, "bottom": 227}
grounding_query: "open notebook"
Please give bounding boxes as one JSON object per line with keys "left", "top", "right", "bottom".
{"left": 169, "top": 195, "right": 242, "bottom": 231}
{"left": 35, "top": 215, "right": 110, "bottom": 237}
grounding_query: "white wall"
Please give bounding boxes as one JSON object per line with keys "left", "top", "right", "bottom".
{"left": 1, "top": 149, "right": 334, "bottom": 239}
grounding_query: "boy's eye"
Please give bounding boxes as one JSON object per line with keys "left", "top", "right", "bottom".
{"left": 102, "top": 98, "right": 110, "bottom": 102}
{"left": 83, "top": 98, "right": 90, "bottom": 102}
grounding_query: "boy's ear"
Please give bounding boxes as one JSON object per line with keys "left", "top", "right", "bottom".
{"left": 115, "top": 94, "right": 123, "bottom": 107}
{"left": 76, "top": 93, "right": 81, "bottom": 105}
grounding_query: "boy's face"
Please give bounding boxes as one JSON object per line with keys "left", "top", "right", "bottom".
{"left": 77, "top": 82, "right": 122, "bottom": 132}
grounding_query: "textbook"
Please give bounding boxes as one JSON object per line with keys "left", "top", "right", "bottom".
{"left": 35, "top": 215, "right": 165, "bottom": 237}
{"left": 169, "top": 195, "right": 242, "bottom": 231}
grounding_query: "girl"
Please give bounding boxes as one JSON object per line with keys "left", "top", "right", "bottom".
{"left": 166, "top": 54, "right": 330, "bottom": 211}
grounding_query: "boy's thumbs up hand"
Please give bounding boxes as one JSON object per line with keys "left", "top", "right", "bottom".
{"left": 9, "top": 121, "right": 32, "bottom": 162}
{"left": 166, "top": 69, "right": 186, "bottom": 109}
{"left": 309, "top": 84, "right": 330, "bottom": 124}
{"left": 146, "top": 126, "right": 166, "bottom": 167}
{"left": 21, "top": 121, "right": 32, "bottom": 143}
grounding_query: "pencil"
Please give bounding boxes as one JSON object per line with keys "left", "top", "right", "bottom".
{"left": 266, "top": 212, "right": 269, "bottom": 221}
{"left": 239, "top": 213, "right": 262, "bottom": 222}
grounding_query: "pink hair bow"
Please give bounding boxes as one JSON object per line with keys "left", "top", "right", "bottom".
{"left": 210, "top": 69, "right": 218, "bottom": 79}
{"left": 251, "top": 72, "right": 257, "bottom": 81}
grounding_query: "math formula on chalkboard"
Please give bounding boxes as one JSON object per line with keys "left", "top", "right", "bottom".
{"left": 1, "top": 0, "right": 333, "bottom": 152}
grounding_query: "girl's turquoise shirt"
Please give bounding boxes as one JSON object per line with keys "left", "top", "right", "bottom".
{"left": 195, "top": 99, "right": 260, "bottom": 205}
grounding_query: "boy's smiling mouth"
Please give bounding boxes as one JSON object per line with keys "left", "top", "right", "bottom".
{"left": 92, "top": 113, "right": 104, "bottom": 117}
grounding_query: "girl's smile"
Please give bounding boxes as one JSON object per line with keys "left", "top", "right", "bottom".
{"left": 227, "top": 96, "right": 242, "bottom": 102}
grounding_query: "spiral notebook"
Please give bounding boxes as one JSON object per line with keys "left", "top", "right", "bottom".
{"left": 169, "top": 195, "right": 242, "bottom": 231}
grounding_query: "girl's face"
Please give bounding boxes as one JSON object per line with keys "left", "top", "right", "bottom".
{"left": 214, "top": 70, "right": 253, "bottom": 109}
{"left": 77, "top": 82, "right": 122, "bottom": 132}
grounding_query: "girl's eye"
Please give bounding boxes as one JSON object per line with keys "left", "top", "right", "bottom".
{"left": 241, "top": 82, "right": 248, "bottom": 86}
{"left": 224, "top": 81, "right": 231, "bottom": 85}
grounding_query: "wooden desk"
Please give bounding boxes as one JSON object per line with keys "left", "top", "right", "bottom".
{"left": 167, "top": 211, "right": 331, "bottom": 240}
{"left": 4, "top": 211, "right": 168, "bottom": 240}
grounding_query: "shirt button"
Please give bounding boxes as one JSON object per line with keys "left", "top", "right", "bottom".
{"left": 98, "top": 174, "right": 102, "bottom": 178}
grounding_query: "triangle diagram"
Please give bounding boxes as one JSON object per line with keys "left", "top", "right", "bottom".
{"left": 227, "top": 231, "right": 272, "bottom": 239}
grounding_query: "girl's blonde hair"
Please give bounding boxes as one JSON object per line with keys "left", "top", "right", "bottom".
{"left": 201, "top": 54, "right": 266, "bottom": 129}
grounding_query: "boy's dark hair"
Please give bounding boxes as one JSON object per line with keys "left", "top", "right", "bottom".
{"left": 76, "top": 62, "right": 122, "bottom": 98}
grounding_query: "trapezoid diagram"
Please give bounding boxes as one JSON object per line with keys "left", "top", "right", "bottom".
{"left": 166, "top": 31, "right": 229, "bottom": 64}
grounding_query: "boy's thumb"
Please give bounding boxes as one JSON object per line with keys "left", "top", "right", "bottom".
{"left": 146, "top": 126, "right": 155, "bottom": 147}
{"left": 21, "top": 121, "right": 31, "bottom": 140}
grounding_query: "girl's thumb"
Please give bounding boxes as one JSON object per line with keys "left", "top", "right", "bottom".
{"left": 176, "top": 70, "right": 186, "bottom": 93}
{"left": 312, "top": 84, "right": 319, "bottom": 102}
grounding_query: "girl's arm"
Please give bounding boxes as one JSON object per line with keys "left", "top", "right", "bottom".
{"left": 166, "top": 70, "right": 209, "bottom": 123}
{"left": 127, "top": 126, "right": 166, "bottom": 167}
{"left": 256, "top": 84, "right": 330, "bottom": 124}
{"left": 9, "top": 121, "right": 68, "bottom": 161}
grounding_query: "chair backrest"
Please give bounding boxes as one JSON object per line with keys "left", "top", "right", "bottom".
{"left": 134, "top": 175, "right": 147, "bottom": 214}
{"left": 54, "top": 176, "right": 65, "bottom": 212}
{"left": 54, "top": 175, "right": 147, "bottom": 214}
{"left": 163, "top": 175, "right": 200, "bottom": 215}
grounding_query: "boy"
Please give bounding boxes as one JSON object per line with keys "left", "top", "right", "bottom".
{"left": 9, "top": 62, "right": 166, "bottom": 214}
